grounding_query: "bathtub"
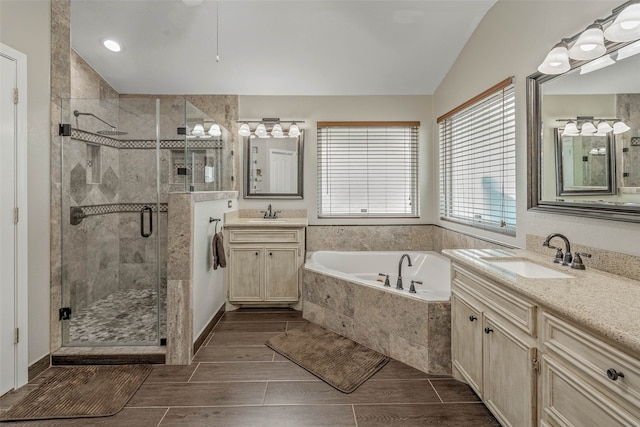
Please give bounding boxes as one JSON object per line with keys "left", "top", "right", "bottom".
{"left": 304, "top": 251, "right": 451, "bottom": 301}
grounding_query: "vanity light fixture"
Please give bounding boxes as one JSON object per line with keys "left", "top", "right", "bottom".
{"left": 580, "top": 54, "right": 616, "bottom": 74}
{"left": 537, "top": 40, "right": 570, "bottom": 75}
{"left": 288, "top": 123, "right": 301, "bottom": 138}
{"left": 255, "top": 123, "right": 268, "bottom": 138}
{"left": 580, "top": 121, "right": 597, "bottom": 136}
{"left": 596, "top": 120, "right": 614, "bottom": 134}
{"left": 604, "top": 1, "right": 640, "bottom": 42}
{"left": 616, "top": 39, "right": 640, "bottom": 60}
{"left": 271, "top": 123, "right": 284, "bottom": 138}
{"left": 569, "top": 23, "right": 606, "bottom": 60}
{"left": 236, "top": 119, "right": 306, "bottom": 137}
{"left": 238, "top": 123, "right": 251, "bottom": 137}
{"left": 613, "top": 121, "right": 632, "bottom": 134}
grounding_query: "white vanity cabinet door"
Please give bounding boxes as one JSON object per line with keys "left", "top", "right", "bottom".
{"left": 228, "top": 247, "right": 263, "bottom": 301}
{"left": 265, "top": 247, "right": 299, "bottom": 302}
{"left": 483, "top": 314, "right": 537, "bottom": 427}
{"left": 451, "top": 293, "right": 484, "bottom": 396}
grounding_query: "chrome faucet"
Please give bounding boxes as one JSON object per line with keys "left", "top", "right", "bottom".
{"left": 397, "top": 254, "right": 413, "bottom": 290}
{"left": 542, "top": 233, "right": 572, "bottom": 266}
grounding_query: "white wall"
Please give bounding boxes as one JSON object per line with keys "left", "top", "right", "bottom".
{"left": 238, "top": 95, "right": 435, "bottom": 225}
{"left": 192, "top": 197, "right": 237, "bottom": 341}
{"left": 433, "top": 0, "right": 640, "bottom": 256}
{"left": 0, "top": 0, "right": 52, "bottom": 365}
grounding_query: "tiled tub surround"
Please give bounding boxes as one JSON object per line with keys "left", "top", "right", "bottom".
{"left": 302, "top": 270, "right": 452, "bottom": 375}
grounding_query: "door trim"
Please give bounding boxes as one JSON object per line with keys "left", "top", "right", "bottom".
{"left": 1, "top": 42, "right": 29, "bottom": 390}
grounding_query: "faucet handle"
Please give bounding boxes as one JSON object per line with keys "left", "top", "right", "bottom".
{"left": 378, "top": 273, "right": 391, "bottom": 287}
{"left": 409, "top": 280, "right": 423, "bottom": 294}
{"left": 570, "top": 252, "right": 591, "bottom": 270}
{"left": 273, "top": 210, "right": 282, "bottom": 219}
{"left": 552, "top": 247, "right": 564, "bottom": 264}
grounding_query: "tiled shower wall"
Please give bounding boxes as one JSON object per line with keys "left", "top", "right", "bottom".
{"left": 617, "top": 94, "right": 640, "bottom": 189}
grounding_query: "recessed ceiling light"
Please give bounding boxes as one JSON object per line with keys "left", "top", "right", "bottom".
{"left": 102, "top": 39, "right": 121, "bottom": 53}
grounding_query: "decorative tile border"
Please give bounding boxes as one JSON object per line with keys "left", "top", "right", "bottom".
{"left": 71, "top": 128, "right": 223, "bottom": 150}
{"left": 74, "top": 202, "right": 168, "bottom": 218}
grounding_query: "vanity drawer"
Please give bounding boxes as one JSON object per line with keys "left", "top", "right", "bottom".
{"left": 452, "top": 265, "right": 537, "bottom": 336}
{"left": 227, "top": 228, "right": 300, "bottom": 244}
{"left": 543, "top": 312, "right": 640, "bottom": 417}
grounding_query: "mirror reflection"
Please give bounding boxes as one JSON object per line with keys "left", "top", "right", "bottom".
{"left": 554, "top": 128, "right": 615, "bottom": 196}
{"left": 529, "top": 37, "right": 640, "bottom": 221}
{"left": 244, "top": 132, "right": 304, "bottom": 199}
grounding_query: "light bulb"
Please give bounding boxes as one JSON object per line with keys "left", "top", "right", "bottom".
{"left": 604, "top": 3, "right": 640, "bottom": 42}
{"left": 569, "top": 24, "right": 606, "bottom": 60}
{"left": 102, "top": 39, "right": 121, "bottom": 52}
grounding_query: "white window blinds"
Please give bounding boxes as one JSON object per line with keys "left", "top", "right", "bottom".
{"left": 317, "top": 122, "right": 419, "bottom": 217}
{"left": 438, "top": 78, "right": 516, "bottom": 235}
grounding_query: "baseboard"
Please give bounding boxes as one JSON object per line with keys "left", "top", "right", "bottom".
{"left": 28, "top": 354, "right": 50, "bottom": 381}
{"left": 193, "top": 304, "right": 225, "bottom": 355}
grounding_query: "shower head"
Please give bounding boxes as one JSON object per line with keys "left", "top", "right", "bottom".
{"left": 73, "top": 110, "right": 128, "bottom": 136}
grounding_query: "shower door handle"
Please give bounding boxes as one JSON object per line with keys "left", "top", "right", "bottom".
{"left": 141, "top": 206, "right": 153, "bottom": 238}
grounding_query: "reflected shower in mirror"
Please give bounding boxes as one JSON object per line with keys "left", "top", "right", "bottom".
{"left": 555, "top": 128, "right": 615, "bottom": 196}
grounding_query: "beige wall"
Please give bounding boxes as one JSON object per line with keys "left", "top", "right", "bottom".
{"left": 433, "top": 0, "right": 640, "bottom": 256}
{"left": 0, "top": 0, "right": 52, "bottom": 364}
{"left": 238, "top": 95, "right": 435, "bottom": 225}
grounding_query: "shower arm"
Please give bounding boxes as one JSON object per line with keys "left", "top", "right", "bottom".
{"left": 73, "top": 110, "right": 117, "bottom": 129}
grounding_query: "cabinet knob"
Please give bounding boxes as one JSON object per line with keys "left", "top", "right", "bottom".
{"left": 484, "top": 327, "right": 494, "bottom": 334}
{"left": 607, "top": 368, "right": 624, "bottom": 381}
{"left": 469, "top": 315, "right": 477, "bottom": 322}
{"left": 269, "top": 252, "right": 273, "bottom": 256}
{"left": 255, "top": 252, "right": 259, "bottom": 256}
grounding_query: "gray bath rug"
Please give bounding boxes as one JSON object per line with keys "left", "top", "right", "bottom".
{"left": 266, "top": 322, "right": 389, "bottom": 393}
{"left": 0, "top": 365, "right": 152, "bottom": 422}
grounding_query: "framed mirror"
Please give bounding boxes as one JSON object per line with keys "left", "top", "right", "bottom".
{"left": 554, "top": 128, "right": 616, "bottom": 196}
{"left": 243, "top": 131, "right": 304, "bottom": 199}
{"left": 527, "top": 39, "right": 640, "bottom": 222}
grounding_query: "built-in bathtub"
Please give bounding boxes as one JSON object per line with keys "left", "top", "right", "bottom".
{"left": 302, "top": 251, "right": 452, "bottom": 375}
{"left": 305, "top": 251, "right": 451, "bottom": 301}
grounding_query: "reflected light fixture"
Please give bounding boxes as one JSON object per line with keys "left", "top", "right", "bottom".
{"left": 562, "top": 121, "right": 580, "bottom": 136}
{"left": 596, "top": 120, "right": 614, "bottom": 134}
{"left": 191, "top": 124, "right": 205, "bottom": 136}
{"left": 238, "top": 123, "right": 251, "bottom": 137}
{"left": 208, "top": 123, "right": 222, "bottom": 137}
{"left": 288, "top": 123, "right": 301, "bottom": 138}
{"left": 613, "top": 121, "right": 632, "bottom": 134}
{"left": 604, "top": 2, "right": 640, "bottom": 42}
{"left": 580, "top": 121, "right": 597, "bottom": 136}
{"left": 569, "top": 23, "right": 606, "bottom": 60}
{"left": 538, "top": 40, "right": 570, "bottom": 74}
{"left": 580, "top": 54, "right": 616, "bottom": 74}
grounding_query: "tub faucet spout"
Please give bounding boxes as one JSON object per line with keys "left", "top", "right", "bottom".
{"left": 397, "top": 254, "right": 413, "bottom": 290}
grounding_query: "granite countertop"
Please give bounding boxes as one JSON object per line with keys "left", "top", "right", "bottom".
{"left": 442, "top": 248, "right": 640, "bottom": 356}
{"left": 224, "top": 217, "right": 309, "bottom": 228}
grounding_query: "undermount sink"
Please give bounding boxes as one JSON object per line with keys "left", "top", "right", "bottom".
{"left": 484, "top": 259, "right": 574, "bottom": 279}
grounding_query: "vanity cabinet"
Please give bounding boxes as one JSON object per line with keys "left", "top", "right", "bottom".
{"left": 226, "top": 227, "right": 304, "bottom": 305}
{"left": 540, "top": 312, "right": 640, "bottom": 426}
{"left": 451, "top": 265, "right": 538, "bottom": 427}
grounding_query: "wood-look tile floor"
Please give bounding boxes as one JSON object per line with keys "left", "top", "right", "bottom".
{"left": 0, "top": 309, "right": 500, "bottom": 426}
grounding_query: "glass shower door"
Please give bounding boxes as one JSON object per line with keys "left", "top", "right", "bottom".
{"left": 60, "top": 97, "right": 162, "bottom": 346}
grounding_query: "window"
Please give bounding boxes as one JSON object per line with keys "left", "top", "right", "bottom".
{"left": 317, "top": 122, "right": 419, "bottom": 217}
{"left": 438, "top": 78, "right": 516, "bottom": 235}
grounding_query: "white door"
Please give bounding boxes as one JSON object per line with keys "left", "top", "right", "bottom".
{"left": 269, "top": 149, "right": 297, "bottom": 193}
{"left": 0, "top": 43, "right": 28, "bottom": 396}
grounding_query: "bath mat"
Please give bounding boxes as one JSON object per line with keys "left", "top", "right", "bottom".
{"left": 266, "top": 323, "right": 389, "bottom": 393}
{"left": 0, "top": 365, "right": 152, "bottom": 422}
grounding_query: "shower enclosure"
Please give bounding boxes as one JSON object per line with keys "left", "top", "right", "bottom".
{"left": 59, "top": 97, "right": 231, "bottom": 347}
